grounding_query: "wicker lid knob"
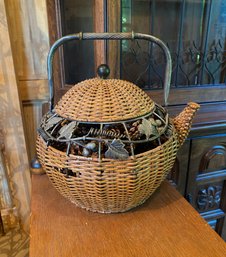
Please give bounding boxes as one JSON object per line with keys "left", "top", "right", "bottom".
{"left": 97, "top": 64, "right": 110, "bottom": 79}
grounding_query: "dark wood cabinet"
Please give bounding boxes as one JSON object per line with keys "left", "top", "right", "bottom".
{"left": 187, "top": 134, "right": 226, "bottom": 239}
{"left": 169, "top": 125, "right": 226, "bottom": 240}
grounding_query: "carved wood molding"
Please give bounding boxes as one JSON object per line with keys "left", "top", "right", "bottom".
{"left": 199, "top": 145, "right": 226, "bottom": 173}
{"left": 197, "top": 185, "right": 222, "bottom": 211}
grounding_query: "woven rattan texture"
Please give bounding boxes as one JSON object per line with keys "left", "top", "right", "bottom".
{"left": 36, "top": 132, "right": 179, "bottom": 213}
{"left": 173, "top": 102, "right": 200, "bottom": 146}
{"left": 54, "top": 78, "right": 155, "bottom": 122}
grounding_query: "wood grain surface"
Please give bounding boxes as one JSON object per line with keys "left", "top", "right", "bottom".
{"left": 5, "top": 0, "right": 49, "bottom": 80}
{"left": 4, "top": 0, "right": 49, "bottom": 161}
{"left": 30, "top": 175, "right": 226, "bottom": 257}
{"left": 94, "top": 0, "right": 105, "bottom": 68}
{"left": 107, "top": 0, "right": 121, "bottom": 79}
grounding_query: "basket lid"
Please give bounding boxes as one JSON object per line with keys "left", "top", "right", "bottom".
{"left": 54, "top": 78, "right": 155, "bottom": 122}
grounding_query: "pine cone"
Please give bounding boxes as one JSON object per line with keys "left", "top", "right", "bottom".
{"left": 128, "top": 120, "right": 141, "bottom": 140}
{"left": 105, "top": 127, "right": 122, "bottom": 139}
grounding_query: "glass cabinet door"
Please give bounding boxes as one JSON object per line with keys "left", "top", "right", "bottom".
{"left": 120, "top": 0, "right": 226, "bottom": 90}
{"left": 60, "top": 0, "right": 95, "bottom": 84}
{"left": 47, "top": 0, "right": 226, "bottom": 104}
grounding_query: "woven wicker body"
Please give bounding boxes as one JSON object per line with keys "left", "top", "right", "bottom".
{"left": 37, "top": 32, "right": 199, "bottom": 213}
{"left": 37, "top": 128, "right": 179, "bottom": 213}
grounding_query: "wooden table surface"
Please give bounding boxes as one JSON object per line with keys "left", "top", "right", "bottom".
{"left": 30, "top": 175, "right": 226, "bottom": 257}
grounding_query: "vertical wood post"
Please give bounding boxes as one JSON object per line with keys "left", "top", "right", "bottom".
{"left": 93, "top": 0, "right": 106, "bottom": 70}
{"left": 0, "top": 0, "right": 31, "bottom": 232}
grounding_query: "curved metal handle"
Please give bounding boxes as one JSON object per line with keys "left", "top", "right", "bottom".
{"left": 47, "top": 32, "right": 172, "bottom": 111}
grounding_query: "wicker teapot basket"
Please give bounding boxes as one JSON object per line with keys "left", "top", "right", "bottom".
{"left": 37, "top": 32, "right": 199, "bottom": 213}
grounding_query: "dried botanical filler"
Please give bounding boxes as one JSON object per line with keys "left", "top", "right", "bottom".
{"left": 37, "top": 32, "right": 199, "bottom": 213}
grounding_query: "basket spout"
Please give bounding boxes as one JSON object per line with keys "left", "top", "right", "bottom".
{"left": 173, "top": 102, "right": 200, "bottom": 146}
